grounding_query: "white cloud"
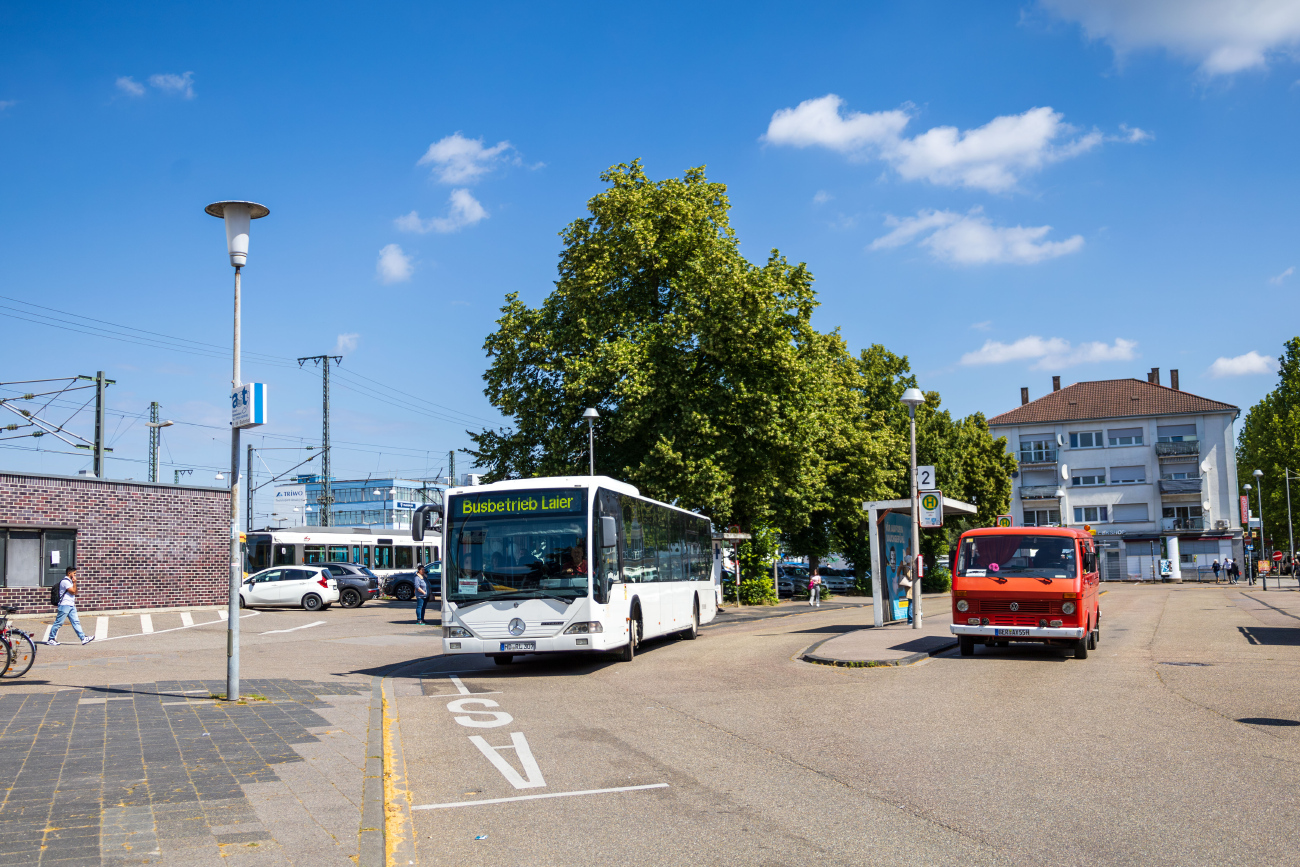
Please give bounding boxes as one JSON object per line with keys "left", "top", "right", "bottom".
{"left": 961, "top": 336, "right": 1138, "bottom": 370}
{"left": 418, "top": 132, "right": 515, "bottom": 184}
{"left": 1209, "top": 350, "right": 1278, "bottom": 377}
{"left": 148, "top": 72, "right": 195, "bottom": 98}
{"left": 116, "top": 76, "right": 145, "bottom": 97}
{"left": 1042, "top": 0, "right": 1300, "bottom": 75}
{"left": 334, "top": 333, "right": 359, "bottom": 355}
{"left": 763, "top": 95, "right": 1123, "bottom": 192}
{"left": 869, "top": 208, "right": 1084, "bottom": 265}
{"left": 1269, "top": 265, "right": 1295, "bottom": 285}
{"left": 375, "top": 244, "right": 413, "bottom": 284}
{"left": 0, "top": 100, "right": 15, "bottom": 111}
{"left": 971, "top": 320, "right": 993, "bottom": 331}
{"left": 394, "top": 189, "right": 489, "bottom": 234}
{"left": 813, "top": 190, "right": 833, "bottom": 204}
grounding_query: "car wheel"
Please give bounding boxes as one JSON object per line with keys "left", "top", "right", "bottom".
{"left": 239, "top": 596, "right": 246, "bottom": 609}
{"left": 393, "top": 583, "right": 414, "bottom": 601}
{"left": 302, "top": 594, "right": 323, "bottom": 612}
{"left": 340, "top": 588, "right": 362, "bottom": 609}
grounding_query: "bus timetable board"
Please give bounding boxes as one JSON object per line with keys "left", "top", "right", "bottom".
{"left": 450, "top": 489, "right": 586, "bottom": 518}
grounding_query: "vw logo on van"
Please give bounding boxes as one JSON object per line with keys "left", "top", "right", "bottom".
{"left": 1009, "top": 602, "right": 1019, "bottom": 612}
{"left": 508, "top": 618, "right": 526, "bottom": 636}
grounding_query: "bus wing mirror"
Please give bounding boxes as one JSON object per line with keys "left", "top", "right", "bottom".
{"left": 600, "top": 516, "right": 617, "bottom": 546}
{"left": 412, "top": 504, "right": 443, "bottom": 542}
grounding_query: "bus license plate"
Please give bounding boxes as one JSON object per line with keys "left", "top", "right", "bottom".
{"left": 995, "top": 628, "right": 1030, "bottom": 637}
{"left": 500, "top": 641, "right": 535, "bottom": 652}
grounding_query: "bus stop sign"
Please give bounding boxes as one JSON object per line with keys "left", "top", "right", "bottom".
{"left": 919, "top": 491, "right": 943, "bottom": 528}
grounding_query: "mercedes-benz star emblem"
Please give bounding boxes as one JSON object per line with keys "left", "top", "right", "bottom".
{"left": 508, "top": 618, "right": 526, "bottom": 636}
{"left": 1009, "top": 602, "right": 1020, "bottom": 612}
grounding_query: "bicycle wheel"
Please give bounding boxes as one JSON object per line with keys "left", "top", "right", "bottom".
{"left": 0, "top": 635, "right": 12, "bottom": 679}
{"left": 3, "top": 630, "right": 35, "bottom": 678}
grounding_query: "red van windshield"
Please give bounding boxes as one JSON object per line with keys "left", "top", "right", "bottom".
{"left": 957, "top": 535, "right": 1076, "bottom": 580}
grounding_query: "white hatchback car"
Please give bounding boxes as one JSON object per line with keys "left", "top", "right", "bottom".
{"left": 240, "top": 566, "right": 340, "bottom": 611}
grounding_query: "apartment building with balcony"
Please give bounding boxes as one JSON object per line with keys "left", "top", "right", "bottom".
{"left": 988, "top": 369, "right": 1242, "bottom": 581}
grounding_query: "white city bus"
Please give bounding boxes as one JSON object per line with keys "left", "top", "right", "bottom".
{"left": 437, "top": 476, "right": 720, "bottom": 664}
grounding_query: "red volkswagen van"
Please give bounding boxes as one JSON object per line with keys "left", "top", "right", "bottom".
{"left": 950, "top": 526, "right": 1101, "bottom": 659}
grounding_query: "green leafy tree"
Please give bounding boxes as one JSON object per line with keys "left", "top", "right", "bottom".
{"left": 1237, "top": 337, "right": 1300, "bottom": 553}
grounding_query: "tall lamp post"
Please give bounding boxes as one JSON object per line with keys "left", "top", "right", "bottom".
{"left": 205, "top": 200, "right": 270, "bottom": 703}
{"left": 1253, "top": 468, "right": 1267, "bottom": 591}
{"left": 145, "top": 418, "right": 173, "bottom": 483}
{"left": 1285, "top": 469, "right": 1299, "bottom": 586}
{"left": 583, "top": 408, "right": 599, "bottom": 476}
{"left": 900, "top": 386, "right": 925, "bottom": 630}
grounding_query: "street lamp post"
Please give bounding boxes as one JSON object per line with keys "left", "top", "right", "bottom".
{"left": 1253, "top": 469, "right": 1267, "bottom": 591}
{"left": 582, "top": 408, "right": 599, "bottom": 476}
{"left": 1285, "top": 469, "right": 1298, "bottom": 587}
{"left": 900, "top": 386, "right": 925, "bottom": 630}
{"left": 1244, "top": 483, "right": 1254, "bottom": 585}
{"left": 144, "top": 418, "right": 173, "bottom": 483}
{"left": 205, "top": 200, "right": 269, "bottom": 703}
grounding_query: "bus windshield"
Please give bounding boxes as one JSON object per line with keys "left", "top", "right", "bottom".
{"left": 957, "top": 535, "right": 1076, "bottom": 580}
{"left": 446, "top": 511, "right": 589, "bottom": 606}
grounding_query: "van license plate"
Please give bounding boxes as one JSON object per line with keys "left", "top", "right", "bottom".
{"left": 500, "top": 642, "right": 535, "bottom": 652}
{"left": 995, "top": 628, "right": 1030, "bottom": 637}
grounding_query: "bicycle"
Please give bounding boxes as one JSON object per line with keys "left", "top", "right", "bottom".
{"left": 0, "top": 606, "right": 33, "bottom": 679}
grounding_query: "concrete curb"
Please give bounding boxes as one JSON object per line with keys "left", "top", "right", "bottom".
{"left": 382, "top": 678, "right": 417, "bottom": 867}
{"left": 800, "top": 630, "right": 958, "bottom": 668}
{"left": 359, "top": 678, "right": 386, "bottom": 867}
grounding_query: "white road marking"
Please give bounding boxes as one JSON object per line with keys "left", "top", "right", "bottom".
{"left": 468, "top": 733, "right": 546, "bottom": 789}
{"left": 257, "top": 620, "right": 325, "bottom": 636}
{"left": 98, "top": 610, "right": 259, "bottom": 642}
{"left": 41, "top": 624, "right": 51, "bottom": 643}
{"left": 451, "top": 675, "right": 471, "bottom": 695}
{"left": 447, "top": 698, "right": 513, "bottom": 728}
{"left": 218, "top": 610, "right": 229, "bottom": 621}
{"left": 422, "top": 674, "right": 504, "bottom": 698}
{"left": 413, "top": 783, "right": 670, "bottom": 811}
{"left": 95, "top": 617, "right": 108, "bottom": 641}
{"left": 180, "top": 612, "right": 193, "bottom": 627}
{"left": 140, "top": 614, "right": 154, "bottom": 634}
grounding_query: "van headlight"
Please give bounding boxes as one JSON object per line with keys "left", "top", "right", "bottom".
{"left": 956, "top": 599, "right": 969, "bottom": 612}
{"left": 1061, "top": 602, "right": 1076, "bottom": 615}
{"left": 563, "top": 622, "right": 604, "bottom": 634}
{"left": 444, "top": 626, "right": 472, "bottom": 638}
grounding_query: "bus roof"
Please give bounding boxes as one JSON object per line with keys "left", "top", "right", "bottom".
{"left": 446, "top": 475, "right": 641, "bottom": 498}
{"left": 962, "top": 526, "right": 1092, "bottom": 540}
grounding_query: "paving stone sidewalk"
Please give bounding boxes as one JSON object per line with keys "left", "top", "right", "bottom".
{"left": 0, "top": 679, "right": 372, "bottom": 866}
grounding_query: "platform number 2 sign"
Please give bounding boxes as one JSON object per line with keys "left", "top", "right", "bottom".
{"left": 916, "top": 466, "right": 936, "bottom": 490}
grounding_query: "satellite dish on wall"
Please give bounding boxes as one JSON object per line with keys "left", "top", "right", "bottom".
{"left": 1057, "top": 433, "right": 1067, "bottom": 447}
{"left": 1060, "top": 464, "right": 1069, "bottom": 480}
{"left": 1202, "top": 500, "right": 1211, "bottom": 511}
{"left": 1011, "top": 470, "right": 1020, "bottom": 478}
{"left": 1200, "top": 460, "right": 1211, "bottom": 474}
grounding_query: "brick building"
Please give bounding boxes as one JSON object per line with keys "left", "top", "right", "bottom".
{"left": 0, "top": 471, "right": 230, "bottom": 614}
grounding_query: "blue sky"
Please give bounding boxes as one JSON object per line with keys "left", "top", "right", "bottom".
{"left": 1, "top": 1, "right": 1297, "bottom": 520}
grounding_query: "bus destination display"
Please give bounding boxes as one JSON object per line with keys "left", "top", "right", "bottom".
{"left": 451, "top": 489, "right": 586, "bottom": 518}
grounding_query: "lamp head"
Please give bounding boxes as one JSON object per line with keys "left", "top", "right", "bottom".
{"left": 1244, "top": 484, "right": 1252, "bottom": 491}
{"left": 582, "top": 407, "right": 600, "bottom": 420}
{"left": 205, "top": 201, "right": 270, "bottom": 268}
{"left": 899, "top": 387, "right": 925, "bottom": 409}
{"left": 145, "top": 420, "right": 174, "bottom": 429}
{"left": 1253, "top": 469, "right": 1263, "bottom": 478}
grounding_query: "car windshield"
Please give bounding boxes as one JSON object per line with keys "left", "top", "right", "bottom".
{"left": 446, "top": 492, "right": 588, "bottom": 606}
{"left": 957, "top": 535, "right": 1076, "bottom": 580}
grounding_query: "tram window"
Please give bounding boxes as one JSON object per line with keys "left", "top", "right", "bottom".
{"left": 351, "top": 545, "right": 361, "bottom": 563}
{"left": 249, "top": 539, "right": 272, "bottom": 571}
{"left": 273, "top": 545, "right": 296, "bottom": 566}
{"left": 395, "top": 546, "right": 413, "bottom": 569}
{"left": 361, "top": 546, "right": 371, "bottom": 567}
{"left": 304, "top": 545, "right": 326, "bottom": 564}
{"left": 328, "top": 545, "right": 348, "bottom": 562}
{"left": 415, "top": 547, "right": 425, "bottom": 566}
{"left": 374, "top": 546, "right": 392, "bottom": 569}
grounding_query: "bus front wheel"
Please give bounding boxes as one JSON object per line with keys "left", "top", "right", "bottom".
{"left": 493, "top": 655, "right": 514, "bottom": 666}
{"left": 681, "top": 600, "right": 699, "bottom": 640}
{"left": 619, "top": 615, "right": 640, "bottom": 662}
{"left": 959, "top": 636, "right": 975, "bottom": 657}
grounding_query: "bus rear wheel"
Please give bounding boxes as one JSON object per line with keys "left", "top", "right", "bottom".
{"left": 681, "top": 601, "right": 699, "bottom": 640}
{"left": 959, "top": 636, "right": 975, "bottom": 657}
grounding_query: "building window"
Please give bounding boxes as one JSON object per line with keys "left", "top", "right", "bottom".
{"left": 1162, "top": 505, "right": 1202, "bottom": 520}
{"left": 1023, "top": 509, "right": 1061, "bottom": 527}
{"left": 1161, "top": 471, "right": 1192, "bottom": 480}
{"left": 1107, "top": 427, "right": 1143, "bottom": 447}
{"left": 1072, "top": 469, "right": 1105, "bottom": 487}
{"left": 1019, "top": 438, "right": 1056, "bottom": 463}
{"left": 1073, "top": 506, "right": 1108, "bottom": 523}
{"left": 1112, "top": 503, "right": 1149, "bottom": 522}
{"left": 1110, "top": 466, "right": 1146, "bottom": 484}
{"left": 0, "top": 529, "right": 78, "bottom": 588}
{"left": 1156, "top": 423, "right": 1197, "bottom": 443}
{"left": 1070, "top": 431, "right": 1104, "bottom": 448}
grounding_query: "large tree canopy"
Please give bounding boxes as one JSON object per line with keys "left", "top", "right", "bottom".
{"left": 1237, "top": 337, "right": 1300, "bottom": 552}
{"left": 470, "top": 161, "right": 1012, "bottom": 571}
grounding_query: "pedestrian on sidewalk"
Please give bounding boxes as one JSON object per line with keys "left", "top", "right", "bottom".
{"left": 808, "top": 569, "right": 822, "bottom": 608}
{"left": 1212, "top": 559, "right": 1221, "bottom": 582}
{"left": 414, "top": 565, "right": 429, "bottom": 625}
{"left": 47, "top": 567, "right": 93, "bottom": 646}
{"left": 1229, "top": 558, "right": 1239, "bottom": 584}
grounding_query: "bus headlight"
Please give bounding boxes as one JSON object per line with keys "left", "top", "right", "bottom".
{"left": 444, "top": 626, "right": 472, "bottom": 638}
{"left": 1061, "top": 602, "right": 1076, "bottom": 615}
{"left": 564, "top": 622, "right": 604, "bottom": 634}
{"left": 956, "top": 599, "right": 969, "bottom": 612}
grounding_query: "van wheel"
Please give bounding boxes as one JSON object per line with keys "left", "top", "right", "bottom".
{"left": 1086, "top": 623, "right": 1096, "bottom": 650}
{"left": 959, "top": 636, "right": 975, "bottom": 656}
{"left": 493, "top": 655, "right": 514, "bottom": 666}
{"left": 619, "top": 614, "right": 641, "bottom": 662}
{"left": 302, "top": 594, "right": 323, "bottom": 612}
{"left": 681, "top": 600, "right": 699, "bottom": 640}
{"left": 1074, "top": 635, "right": 1089, "bottom": 659}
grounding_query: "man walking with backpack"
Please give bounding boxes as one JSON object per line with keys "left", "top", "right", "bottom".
{"left": 47, "top": 566, "right": 93, "bottom": 646}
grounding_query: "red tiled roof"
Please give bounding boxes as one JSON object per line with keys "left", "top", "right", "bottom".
{"left": 988, "top": 378, "right": 1238, "bottom": 427}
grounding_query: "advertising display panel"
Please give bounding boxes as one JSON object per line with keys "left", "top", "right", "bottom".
{"left": 881, "top": 511, "right": 913, "bottom": 621}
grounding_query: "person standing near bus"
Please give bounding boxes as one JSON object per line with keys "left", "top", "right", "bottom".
{"left": 1212, "top": 559, "right": 1221, "bottom": 582}
{"left": 808, "top": 568, "right": 822, "bottom": 607}
{"left": 414, "top": 564, "right": 429, "bottom": 625}
{"left": 47, "top": 566, "right": 94, "bottom": 646}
